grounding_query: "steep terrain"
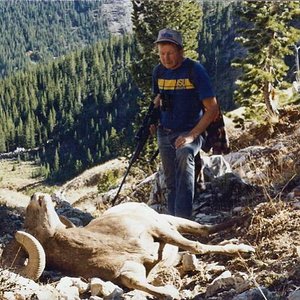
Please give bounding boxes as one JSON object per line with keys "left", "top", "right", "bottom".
{"left": 0, "top": 104, "right": 299, "bottom": 299}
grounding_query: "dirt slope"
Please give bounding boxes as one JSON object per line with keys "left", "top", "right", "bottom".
{"left": 0, "top": 104, "right": 299, "bottom": 299}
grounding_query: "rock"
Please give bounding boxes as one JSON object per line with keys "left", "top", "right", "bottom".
{"left": 206, "top": 262, "right": 226, "bottom": 274}
{"left": 292, "top": 185, "right": 300, "bottom": 197}
{"left": 232, "top": 286, "right": 280, "bottom": 300}
{"left": 296, "top": 246, "right": 300, "bottom": 258}
{"left": 52, "top": 192, "right": 93, "bottom": 226}
{"left": 288, "top": 290, "right": 300, "bottom": 300}
{"left": 288, "top": 185, "right": 300, "bottom": 201}
{"left": 35, "top": 289, "right": 61, "bottom": 300}
{"left": 122, "top": 290, "right": 148, "bottom": 300}
{"left": 149, "top": 167, "right": 167, "bottom": 208}
{"left": 90, "top": 277, "right": 123, "bottom": 297}
{"left": 206, "top": 271, "right": 251, "bottom": 297}
{"left": 291, "top": 201, "right": 300, "bottom": 209}
{"left": 56, "top": 277, "right": 81, "bottom": 299}
{"left": 194, "top": 213, "right": 219, "bottom": 224}
{"left": 90, "top": 296, "right": 103, "bottom": 300}
{"left": 201, "top": 155, "right": 232, "bottom": 180}
{"left": 182, "top": 253, "right": 199, "bottom": 272}
{"left": 103, "top": 287, "right": 124, "bottom": 300}
{"left": 1, "top": 269, "right": 60, "bottom": 300}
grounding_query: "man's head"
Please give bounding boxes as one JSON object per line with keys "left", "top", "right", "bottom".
{"left": 154, "top": 28, "right": 184, "bottom": 70}
{"left": 154, "top": 28, "right": 183, "bottom": 48}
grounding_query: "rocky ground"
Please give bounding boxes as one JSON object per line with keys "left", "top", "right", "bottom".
{"left": 0, "top": 104, "right": 299, "bottom": 300}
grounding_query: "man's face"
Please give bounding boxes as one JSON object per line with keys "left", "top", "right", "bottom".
{"left": 158, "top": 43, "right": 184, "bottom": 70}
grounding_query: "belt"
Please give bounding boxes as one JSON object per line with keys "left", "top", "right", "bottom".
{"left": 158, "top": 125, "right": 174, "bottom": 133}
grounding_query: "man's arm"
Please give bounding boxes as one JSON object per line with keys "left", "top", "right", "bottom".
{"left": 175, "top": 97, "right": 219, "bottom": 149}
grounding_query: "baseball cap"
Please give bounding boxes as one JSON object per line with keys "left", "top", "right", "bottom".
{"left": 154, "top": 28, "right": 183, "bottom": 48}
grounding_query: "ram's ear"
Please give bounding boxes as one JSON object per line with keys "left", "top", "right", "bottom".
{"left": 1, "top": 231, "right": 46, "bottom": 281}
{"left": 59, "top": 215, "right": 76, "bottom": 228}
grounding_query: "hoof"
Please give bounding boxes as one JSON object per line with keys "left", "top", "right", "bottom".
{"left": 160, "top": 284, "right": 180, "bottom": 300}
{"left": 239, "top": 244, "right": 255, "bottom": 253}
{"left": 223, "top": 243, "right": 255, "bottom": 254}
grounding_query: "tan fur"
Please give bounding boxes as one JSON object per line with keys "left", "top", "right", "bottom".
{"left": 21, "top": 192, "right": 254, "bottom": 299}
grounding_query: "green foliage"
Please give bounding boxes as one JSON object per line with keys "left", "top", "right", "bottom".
{"left": 0, "top": 35, "right": 139, "bottom": 181}
{"left": 131, "top": 0, "right": 202, "bottom": 164}
{"left": 0, "top": 1, "right": 109, "bottom": 78}
{"left": 97, "top": 169, "right": 120, "bottom": 193}
{"left": 1, "top": 1, "right": 298, "bottom": 183}
{"left": 131, "top": 0, "right": 202, "bottom": 97}
{"left": 233, "top": 2, "right": 300, "bottom": 120}
{"left": 199, "top": 0, "right": 240, "bottom": 110}
{"left": 31, "top": 165, "right": 49, "bottom": 179}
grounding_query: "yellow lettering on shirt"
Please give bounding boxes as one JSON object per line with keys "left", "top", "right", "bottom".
{"left": 158, "top": 78, "right": 194, "bottom": 90}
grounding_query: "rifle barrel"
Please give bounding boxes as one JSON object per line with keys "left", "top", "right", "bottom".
{"left": 111, "top": 102, "right": 159, "bottom": 206}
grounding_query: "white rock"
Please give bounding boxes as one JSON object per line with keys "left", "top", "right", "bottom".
{"left": 3, "top": 292, "right": 17, "bottom": 300}
{"left": 71, "top": 278, "right": 89, "bottom": 293}
{"left": 206, "top": 262, "right": 226, "bottom": 273}
{"left": 288, "top": 290, "right": 300, "bottom": 300}
{"left": 90, "top": 277, "right": 123, "bottom": 297}
{"left": 206, "top": 271, "right": 250, "bottom": 297}
{"left": 56, "top": 277, "right": 81, "bottom": 299}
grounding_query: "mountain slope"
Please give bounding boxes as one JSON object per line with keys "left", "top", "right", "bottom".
{"left": 0, "top": 0, "right": 132, "bottom": 78}
{"left": 0, "top": 104, "right": 299, "bottom": 299}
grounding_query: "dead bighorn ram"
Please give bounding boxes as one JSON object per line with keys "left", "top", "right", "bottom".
{"left": 1, "top": 192, "right": 254, "bottom": 299}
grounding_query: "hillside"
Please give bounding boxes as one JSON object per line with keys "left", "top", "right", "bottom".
{"left": 0, "top": 0, "right": 132, "bottom": 78}
{"left": 0, "top": 104, "right": 299, "bottom": 299}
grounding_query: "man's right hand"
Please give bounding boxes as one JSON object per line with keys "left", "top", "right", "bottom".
{"left": 149, "top": 94, "right": 161, "bottom": 136}
{"left": 154, "top": 94, "right": 161, "bottom": 108}
{"left": 149, "top": 124, "right": 157, "bottom": 136}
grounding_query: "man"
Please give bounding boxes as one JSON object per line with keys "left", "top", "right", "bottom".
{"left": 151, "top": 28, "right": 219, "bottom": 219}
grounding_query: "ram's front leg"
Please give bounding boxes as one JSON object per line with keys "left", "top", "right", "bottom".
{"left": 119, "top": 261, "right": 180, "bottom": 300}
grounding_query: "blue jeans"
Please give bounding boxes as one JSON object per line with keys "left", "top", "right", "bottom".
{"left": 157, "top": 127, "right": 204, "bottom": 219}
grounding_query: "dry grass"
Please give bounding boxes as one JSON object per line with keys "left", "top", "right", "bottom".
{"left": 0, "top": 159, "right": 44, "bottom": 190}
{"left": 0, "top": 104, "right": 299, "bottom": 299}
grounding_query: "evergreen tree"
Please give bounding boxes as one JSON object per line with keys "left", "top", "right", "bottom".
{"left": 0, "top": 125, "right": 6, "bottom": 152}
{"left": 53, "top": 147, "right": 60, "bottom": 173}
{"left": 233, "top": 2, "right": 300, "bottom": 120}
{"left": 131, "top": 0, "right": 202, "bottom": 163}
{"left": 0, "top": 17, "right": 139, "bottom": 181}
{"left": 199, "top": 0, "right": 239, "bottom": 110}
{"left": 131, "top": 0, "right": 202, "bottom": 97}
{"left": 0, "top": 1, "right": 113, "bottom": 78}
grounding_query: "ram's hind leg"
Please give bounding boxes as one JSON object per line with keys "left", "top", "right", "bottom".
{"left": 161, "top": 214, "right": 250, "bottom": 237}
{"left": 156, "top": 217, "right": 255, "bottom": 255}
{"left": 153, "top": 220, "right": 207, "bottom": 254}
{"left": 119, "top": 261, "right": 179, "bottom": 300}
{"left": 161, "top": 214, "right": 213, "bottom": 236}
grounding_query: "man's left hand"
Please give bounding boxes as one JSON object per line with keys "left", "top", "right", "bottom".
{"left": 175, "top": 134, "right": 194, "bottom": 149}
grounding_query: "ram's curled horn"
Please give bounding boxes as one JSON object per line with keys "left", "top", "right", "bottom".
{"left": 14, "top": 231, "right": 46, "bottom": 281}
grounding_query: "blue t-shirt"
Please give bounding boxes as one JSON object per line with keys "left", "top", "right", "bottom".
{"left": 152, "top": 58, "right": 215, "bottom": 132}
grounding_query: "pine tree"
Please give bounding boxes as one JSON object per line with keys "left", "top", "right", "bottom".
{"left": 131, "top": 0, "right": 202, "bottom": 162}
{"left": 53, "top": 148, "right": 60, "bottom": 173}
{"left": 233, "top": 2, "right": 300, "bottom": 120}
{"left": 86, "top": 148, "right": 93, "bottom": 166}
{"left": 131, "top": 0, "right": 202, "bottom": 97}
{"left": 0, "top": 125, "right": 6, "bottom": 152}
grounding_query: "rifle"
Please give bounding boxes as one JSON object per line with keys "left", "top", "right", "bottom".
{"left": 111, "top": 102, "right": 159, "bottom": 205}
